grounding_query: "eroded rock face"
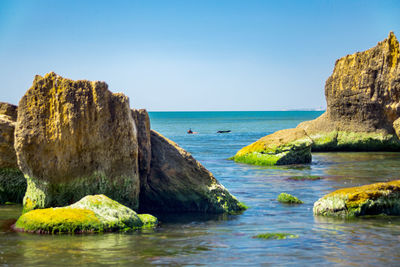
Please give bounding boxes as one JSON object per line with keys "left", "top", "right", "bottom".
{"left": 0, "top": 102, "right": 26, "bottom": 204}
{"left": 313, "top": 180, "right": 400, "bottom": 217}
{"left": 131, "top": 109, "right": 151, "bottom": 188}
{"left": 15, "top": 72, "right": 140, "bottom": 211}
{"left": 231, "top": 128, "right": 312, "bottom": 166}
{"left": 0, "top": 103, "right": 18, "bottom": 169}
{"left": 139, "top": 130, "right": 246, "bottom": 213}
{"left": 298, "top": 32, "right": 400, "bottom": 151}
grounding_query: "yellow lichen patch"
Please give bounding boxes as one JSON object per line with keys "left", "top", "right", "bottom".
{"left": 324, "top": 180, "right": 400, "bottom": 207}
{"left": 15, "top": 208, "right": 101, "bottom": 233}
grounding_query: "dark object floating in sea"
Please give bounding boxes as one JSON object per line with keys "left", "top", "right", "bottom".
{"left": 217, "top": 130, "right": 231, "bottom": 133}
{"left": 287, "top": 175, "right": 322, "bottom": 181}
{"left": 187, "top": 129, "right": 198, "bottom": 134}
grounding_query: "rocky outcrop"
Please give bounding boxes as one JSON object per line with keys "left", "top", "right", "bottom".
{"left": 313, "top": 180, "right": 400, "bottom": 217}
{"left": 14, "top": 194, "right": 158, "bottom": 234}
{"left": 15, "top": 72, "right": 140, "bottom": 212}
{"left": 232, "top": 32, "right": 400, "bottom": 166}
{"left": 0, "top": 102, "right": 26, "bottom": 204}
{"left": 297, "top": 32, "right": 400, "bottom": 151}
{"left": 13, "top": 72, "right": 246, "bottom": 215}
{"left": 231, "top": 128, "right": 312, "bottom": 165}
{"left": 131, "top": 109, "right": 151, "bottom": 189}
{"left": 139, "top": 130, "right": 247, "bottom": 213}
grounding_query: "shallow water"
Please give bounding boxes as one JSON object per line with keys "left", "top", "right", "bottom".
{"left": 2, "top": 111, "right": 400, "bottom": 266}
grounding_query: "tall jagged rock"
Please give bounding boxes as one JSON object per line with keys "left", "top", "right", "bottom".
{"left": 298, "top": 31, "right": 400, "bottom": 151}
{"left": 0, "top": 102, "right": 26, "bottom": 204}
{"left": 139, "top": 130, "right": 246, "bottom": 213}
{"left": 15, "top": 72, "right": 140, "bottom": 212}
{"left": 232, "top": 32, "right": 400, "bottom": 166}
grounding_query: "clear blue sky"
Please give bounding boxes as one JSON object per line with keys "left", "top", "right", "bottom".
{"left": 1, "top": 0, "right": 399, "bottom": 111}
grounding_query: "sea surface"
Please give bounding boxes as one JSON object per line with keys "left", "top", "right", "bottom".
{"left": 2, "top": 111, "right": 400, "bottom": 266}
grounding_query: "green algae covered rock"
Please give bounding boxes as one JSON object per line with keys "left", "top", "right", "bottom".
{"left": 14, "top": 194, "right": 158, "bottom": 234}
{"left": 277, "top": 193, "right": 304, "bottom": 204}
{"left": 230, "top": 128, "right": 312, "bottom": 166}
{"left": 253, "top": 232, "right": 299, "bottom": 240}
{"left": 313, "top": 180, "right": 400, "bottom": 217}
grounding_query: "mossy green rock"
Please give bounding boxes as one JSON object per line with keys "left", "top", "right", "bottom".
{"left": 277, "top": 193, "right": 303, "bottom": 204}
{"left": 15, "top": 194, "right": 158, "bottom": 234}
{"left": 231, "top": 128, "right": 312, "bottom": 166}
{"left": 313, "top": 180, "right": 400, "bottom": 217}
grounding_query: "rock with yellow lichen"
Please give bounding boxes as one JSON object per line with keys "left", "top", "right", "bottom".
{"left": 230, "top": 128, "right": 312, "bottom": 166}
{"left": 14, "top": 72, "right": 140, "bottom": 212}
{"left": 313, "top": 180, "right": 400, "bottom": 217}
{"left": 0, "top": 102, "right": 26, "bottom": 204}
{"left": 297, "top": 31, "right": 400, "bottom": 151}
{"left": 232, "top": 32, "right": 400, "bottom": 164}
{"left": 139, "top": 130, "right": 247, "bottom": 214}
{"left": 14, "top": 194, "right": 158, "bottom": 234}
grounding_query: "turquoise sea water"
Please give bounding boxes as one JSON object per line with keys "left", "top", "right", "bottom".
{"left": 2, "top": 111, "right": 400, "bottom": 266}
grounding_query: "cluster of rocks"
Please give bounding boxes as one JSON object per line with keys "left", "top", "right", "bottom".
{"left": 1, "top": 72, "right": 246, "bottom": 233}
{"left": 233, "top": 32, "right": 400, "bottom": 218}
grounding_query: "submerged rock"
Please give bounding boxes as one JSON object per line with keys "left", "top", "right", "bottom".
{"left": 14, "top": 194, "right": 158, "bottom": 234}
{"left": 277, "top": 193, "right": 304, "bottom": 204}
{"left": 139, "top": 130, "right": 247, "bottom": 213}
{"left": 15, "top": 72, "right": 140, "bottom": 212}
{"left": 0, "top": 102, "right": 26, "bottom": 204}
{"left": 231, "top": 128, "right": 312, "bottom": 166}
{"left": 313, "top": 180, "right": 400, "bottom": 217}
{"left": 253, "top": 232, "right": 299, "bottom": 240}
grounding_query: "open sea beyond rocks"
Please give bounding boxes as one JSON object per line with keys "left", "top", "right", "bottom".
{"left": 1, "top": 111, "right": 400, "bottom": 266}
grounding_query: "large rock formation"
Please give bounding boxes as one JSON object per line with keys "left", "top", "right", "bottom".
{"left": 15, "top": 72, "right": 140, "bottom": 212}
{"left": 313, "top": 180, "right": 400, "bottom": 217}
{"left": 298, "top": 31, "right": 400, "bottom": 151}
{"left": 139, "top": 130, "right": 247, "bottom": 213}
{"left": 230, "top": 128, "right": 312, "bottom": 165}
{"left": 13, "top": 72, "right": 246, "bottom": 215}
{"left": 232, "top": 32, "right": 400, "bottom": 166}
{"left": 0, "top": 102, "right": 26, "bottom": 204}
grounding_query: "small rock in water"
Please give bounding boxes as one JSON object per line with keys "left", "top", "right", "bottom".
{"left": 277, "top": 193, "right": 304, "bottom": 204}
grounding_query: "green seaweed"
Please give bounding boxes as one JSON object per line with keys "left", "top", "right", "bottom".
{"left": 287, "top": 175, "right": 322, "bottom": 181}
{"left": 277, "top": 193, "right": 304, "bottom": 204}
{"left": 253, "top": 232, "right": 299, "bottom": 240}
